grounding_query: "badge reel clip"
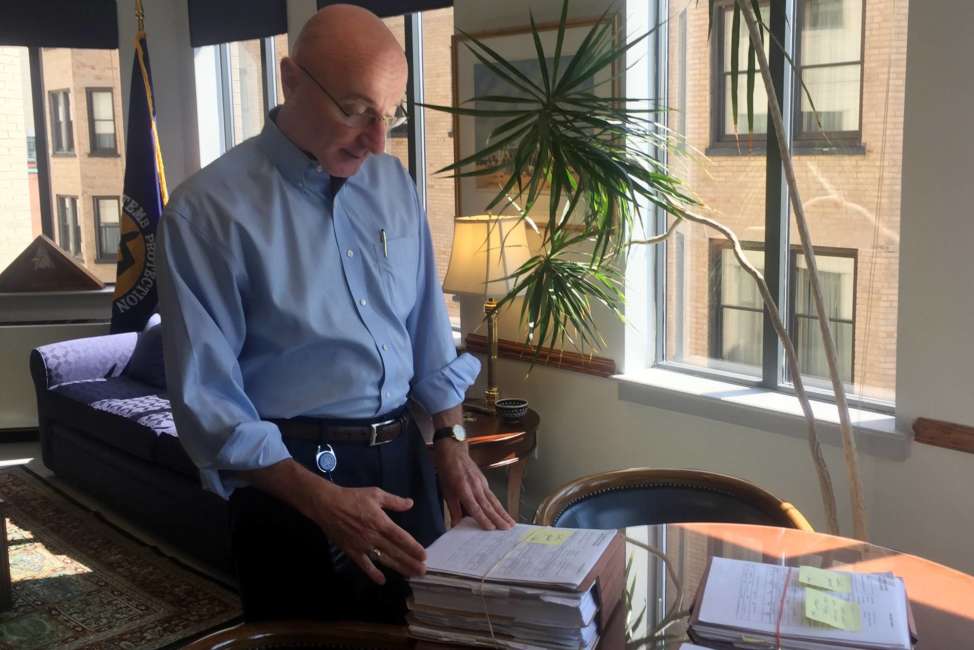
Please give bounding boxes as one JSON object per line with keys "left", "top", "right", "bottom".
{"left": 315, "top": 444, "right": 338, "bottom": 481}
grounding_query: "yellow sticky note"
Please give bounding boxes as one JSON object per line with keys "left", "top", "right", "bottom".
{"left": 804, "top": 588, "right": 861, "bottom": 632}
{"left": 521, "top": 528, "right": 574, "bottom": 546}
{"left": 799, "top": 565, "right": 853, "bottom": 593}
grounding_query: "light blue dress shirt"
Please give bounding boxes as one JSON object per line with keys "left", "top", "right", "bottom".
{"left": 157, "top": 113, "right": 480, "bottom": 499}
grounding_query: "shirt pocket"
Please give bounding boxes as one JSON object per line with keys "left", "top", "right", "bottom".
{"left": 374, "top": 234, "right": 419, "bottom": 318}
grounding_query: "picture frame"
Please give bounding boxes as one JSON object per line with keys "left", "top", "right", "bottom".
{"left": 450, "top": 17, "right": 619, "bottom": 223}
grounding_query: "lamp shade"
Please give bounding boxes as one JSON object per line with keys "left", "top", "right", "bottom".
{"left": 442, "top": 215, "right": 532, "bottom": 299}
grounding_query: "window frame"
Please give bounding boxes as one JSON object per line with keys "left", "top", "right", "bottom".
{"left": 655, "top": 0, "right": 893, "bottom": 412}
{"left": 86, "top": 87, "right": 119, "bottom": 156}
{"left": 48, "top": 89, "right": 75, "bottom": 155}
{"left": 710, "top": 0, "right": 771, "bottom": 151}
{"left": 93, "top": 195, "right": 121, "bottom": 263}
{"left": 709, "top": 0, "right": 866, "bottom": 153}
{"left": 708, "top": 239, "right": 858, "bottom": 384}
{"left": 787, "top": 245, "right": 858, "bottom": 386}
{"left": 791, "top": 0, "right": 867, "bottom": 146}
{"left": 56, "top": 194, "right": 81, "bottom": 257}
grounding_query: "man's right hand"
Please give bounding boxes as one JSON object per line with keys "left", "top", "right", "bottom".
{"left": 238, "top": 459, "right": 427, "bottom": 585}
{"left": 311, "top": 483, "right": 428, "bottom": 585}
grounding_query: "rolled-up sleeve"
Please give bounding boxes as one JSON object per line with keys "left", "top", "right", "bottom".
{"left": 158, "top": 209, "right": 291, "bottom": 499}
{"left": 406, "top": 189, "right": 481, "bottom": 415}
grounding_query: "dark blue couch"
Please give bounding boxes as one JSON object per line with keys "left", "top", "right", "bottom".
{"left": 30, "top": 331, "right": 234, "bottom": 574}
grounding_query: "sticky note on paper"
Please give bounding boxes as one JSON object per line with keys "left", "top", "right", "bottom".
{"left": 521, "top": 528, "right": 574, "bottom": 545}
{"left": 799, "top": 565, "right": 853, "bottom": 593}
{"left": 804, "top": 588, "right": 861, "bottom": 632}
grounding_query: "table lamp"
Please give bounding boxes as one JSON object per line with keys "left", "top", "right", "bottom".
{"left": 443, "top": 215, "right": 532, "bottom": 412}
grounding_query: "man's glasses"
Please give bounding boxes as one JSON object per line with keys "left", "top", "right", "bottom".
{"left": 293, "top": 61, "right": 408, "bottom": 131}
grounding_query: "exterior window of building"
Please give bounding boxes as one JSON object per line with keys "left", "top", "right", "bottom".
{"left": 48, "top": 89, "right": 74, "bottom": 153}
{"left": 714, "top": 2, "right": 769, "bottom": 144}
{"left": 795, "top": 0, "right": 864, "bottom": 143}
{"left": 0, "top": 47, "right": 124, "bottom": 282}
{"left": 790, "top": 250, "right": 855, "bottom": 383}
{"left": 87, "top": 88, "right": 117, "bottom": 154}
{"left": 712, "top": 0, "right": 864, "bottom": 148}
{"left": 56, "top": 195, "right": 81, "bottom": 256}
{"left": 664, "top": 0, "right": 905, "bottom": 404}
{"left": 94, "top": 196, "right": 121, "bottom": 262}
{"left": 195, "top": 37, "right": 282, "bottom": 166}
{"left": 711, "top": 244, "right": 765, "bottom": 371}
{"left": 710, "top": 242, "right": 855, "bottom": 382}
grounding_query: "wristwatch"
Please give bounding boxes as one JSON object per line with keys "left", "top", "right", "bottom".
{"left": 433, "top": 423, "right": 467, "bottom": 443}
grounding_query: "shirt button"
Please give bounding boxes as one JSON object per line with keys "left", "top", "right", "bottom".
{"left": 315, "top": 165, "right": 323, "bottom": 173}
{"left": 360, "top": 298, "right": 367, "bottom": 306}
{"left": 385, "top": 391, "right": 391, "bottom": 398}
{"left": 346, "top": 249, "right": 354, "bottom": 257}
{"left": 382, "top": 344, "right": 389, "bottom": 351}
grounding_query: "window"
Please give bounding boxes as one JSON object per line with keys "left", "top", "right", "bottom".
{"left": 48, "top": 89, "right": 74, "bottom": 153}
{"left": 1, "top": 47, "right": 124, "bottom": 283}
{"left": 57, "top": 195, "right": 80, "bottom": 256}
{"left": 790, "top": 249, "right": 855, "bottom": 384}
{"left": 714, "top": 2, "right": 769, "bottom": 144}
{"left": 86, "top": 88, "right": 117, "bottom": 154}
{"left": 660, "top": 0, "right": 905, "bottom": 405}
{"left": 94, "top": 196, "right": 121, "bottom": 262}
{"left": 711, "top": 243, "right": 765, "bottom": 373}
{"left": 712, "top": 0, "right": 864, "bottom": 148}
{"left": 195, "top": 36, "right": 286, "bottom": 166}
{"left": 709, "top": 241, "right": 855, "bottom": 382}
{"left": 795, "top": 0, "right": 864, "bottom": 143}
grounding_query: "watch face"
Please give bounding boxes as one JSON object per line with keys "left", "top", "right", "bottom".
{"left": 452, "top": 424, "right": 467, "bottom": 442}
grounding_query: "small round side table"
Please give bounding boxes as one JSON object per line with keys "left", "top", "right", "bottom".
{"left": 461, "top": 402, "right": 539, "bottom": 521}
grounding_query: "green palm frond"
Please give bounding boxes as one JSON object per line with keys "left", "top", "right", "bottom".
{"left": 421, "top": 0, "right": 695, "bottom": 354}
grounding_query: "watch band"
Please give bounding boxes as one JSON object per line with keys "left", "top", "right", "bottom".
{"left": 433, "top": 426, "right": 456, "bottom": 442}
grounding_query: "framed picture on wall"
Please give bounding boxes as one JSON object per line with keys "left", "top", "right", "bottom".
{"left": 450, "top": 16, "right": 619, "bottom": 224}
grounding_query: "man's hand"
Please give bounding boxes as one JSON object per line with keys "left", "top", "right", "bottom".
{"left": 311, "top": 484, "right": 428, "bottom": 585}
{"left": 238, "top": 459, "right": 427, "bottom": 586}
{"left": 434, "top": 439, "right": 515, "bottom": 530}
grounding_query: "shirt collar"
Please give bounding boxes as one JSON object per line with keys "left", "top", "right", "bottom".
{"left": 258, "top": 107, "right": 335, "bottom": 194}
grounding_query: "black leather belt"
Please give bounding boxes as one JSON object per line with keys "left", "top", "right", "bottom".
{"left": 270, "top": 411, "right": 410, "bottom": 446}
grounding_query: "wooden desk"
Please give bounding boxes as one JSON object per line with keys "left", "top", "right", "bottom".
{"left": 185, "top": 523, "right": 974, "bottom": 648}
{"left": 462, "top": 404, "right": 539, "bottom": 521}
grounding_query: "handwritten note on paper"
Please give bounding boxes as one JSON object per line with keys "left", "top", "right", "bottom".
{"left": 799, "top": 565, "right": 853, "bottom": 593}
{"left": 522, "top": 528, "right": 574, "bottom": 546}
{"left": 805, "top": 588, "right": 862, "bottom": 631}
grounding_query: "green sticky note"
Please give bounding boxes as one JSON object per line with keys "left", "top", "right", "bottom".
{"left": 799, "top": 565, "right": 853, "bottom": 593}
{"left": 804, "top": 588, "right": 861, "bottom": 632}
{"left": 521, "top": 528, "right": 574, "bottom": 546}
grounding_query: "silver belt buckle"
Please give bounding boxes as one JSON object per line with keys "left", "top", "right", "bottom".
{"left": 369, "top": 418, "right": 397, "bottom": 446}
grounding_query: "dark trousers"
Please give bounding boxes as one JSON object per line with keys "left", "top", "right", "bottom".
{"left": 228, "top": 415, "right": 445, "bottom": 623}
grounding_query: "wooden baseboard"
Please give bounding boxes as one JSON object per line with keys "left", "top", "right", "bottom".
{"left": 913, "top": 417, "right": 974, "bottom": 454}
{"left": 465, "top": 334, "right": 616, "bottom": 378}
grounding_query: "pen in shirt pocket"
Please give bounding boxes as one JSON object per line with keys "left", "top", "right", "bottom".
{"left": 380, "top": 228, "right": 388, "bottom": 257}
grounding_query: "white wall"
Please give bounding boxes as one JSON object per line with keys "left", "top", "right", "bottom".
{"left": 455, "top": 0, "right": 974, "bottom": 575}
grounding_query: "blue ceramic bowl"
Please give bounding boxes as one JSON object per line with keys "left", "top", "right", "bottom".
{"left": 495, "top": 398, "right": 529, "bottom": 421}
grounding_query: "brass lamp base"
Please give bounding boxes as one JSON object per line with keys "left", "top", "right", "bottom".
{"left": 484, "top": 298, "right": 500, "bottom": 414}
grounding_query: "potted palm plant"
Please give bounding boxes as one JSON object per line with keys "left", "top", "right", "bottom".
{"left": 425, "top": 0, "right": 866, "bottom": 538}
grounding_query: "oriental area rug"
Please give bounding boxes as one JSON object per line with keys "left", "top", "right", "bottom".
{"left": 0, "top": 467, "right": 241, "bottom": 649}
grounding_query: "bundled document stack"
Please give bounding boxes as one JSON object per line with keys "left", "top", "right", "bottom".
{"left": 407, "top": 518, "right": 624, "bottom": 649}
{"left": 689, "top": 557, "right": 915, "bottom": 650}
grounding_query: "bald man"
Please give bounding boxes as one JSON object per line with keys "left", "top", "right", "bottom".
{"left": 158, "top": 4, "right": 513, "bottom": 623}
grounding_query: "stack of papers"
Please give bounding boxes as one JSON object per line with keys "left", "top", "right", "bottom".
{"left": 689, "top": 557, "right": 914, "bottom": 650}
{"left": 408, "top": 518, "right": 622, "bottom": 649}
